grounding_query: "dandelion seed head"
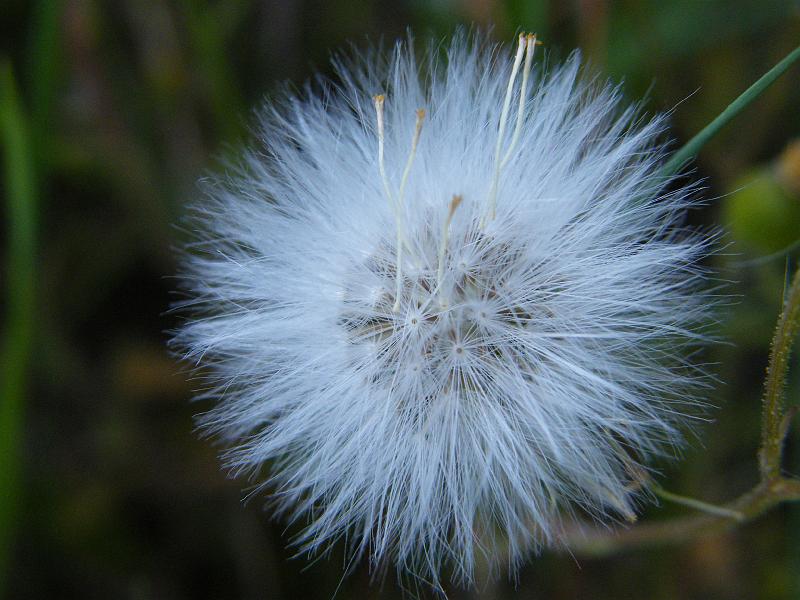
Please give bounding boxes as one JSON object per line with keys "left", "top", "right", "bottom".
{"left": 173, "top": 30, "right": 714, "bottom": 591}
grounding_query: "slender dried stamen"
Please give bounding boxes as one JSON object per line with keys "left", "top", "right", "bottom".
{"left": 372, "top": 96, "right": 426, "bottom": 313}
{"left": 436, "top": 194, "right": 463, "bottom": 308}
{"left": 483, "top": 34, "right": 526, "bottom": 227}
{"left": 501, "top": 34, "right": 539, "bottom": 169}
{"left": 483, "top": 33, "right": 541, "bottom": 226}
{"left": 373, "top": 94, "right": 394, "bottom": 209}
{"left": 398, "top": 109, "right": 426, "bottom": 205}
{"left": 393, "top": 109, "right": 426, "bottom": 311}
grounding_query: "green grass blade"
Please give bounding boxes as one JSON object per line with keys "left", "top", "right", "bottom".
{"left": 663, "top": 44, "right": 800, "bottom": 177}
{"left": 0, "top": 60, "right": 37, "bottom": 593}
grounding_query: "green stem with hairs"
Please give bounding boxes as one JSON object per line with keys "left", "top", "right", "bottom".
{"left": 760, "top": 267, "right": 800, "bottom": 479}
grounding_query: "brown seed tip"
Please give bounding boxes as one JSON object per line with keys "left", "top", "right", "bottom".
{"left": 448, "top": 194, "right": 463, "bottom": 217}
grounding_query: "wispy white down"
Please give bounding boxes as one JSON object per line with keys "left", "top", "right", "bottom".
{"left": 173, "top": 31, "right": 715, "bottom": 592}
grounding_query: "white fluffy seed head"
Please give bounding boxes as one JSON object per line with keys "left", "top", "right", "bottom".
{"left": 173, "top": 31, "right": 715, "bottom": 591}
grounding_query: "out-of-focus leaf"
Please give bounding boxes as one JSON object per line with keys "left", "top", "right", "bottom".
{"left": 723, "top": 143, "right": 800, "bottom": 255}
{"left": 0, "top": 60, "right": 37, "bottom": 594}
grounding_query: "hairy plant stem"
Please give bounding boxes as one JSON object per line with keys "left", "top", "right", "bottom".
{"left": 760, "top": 267, "right": 800, "bottom": 479}
{"left": 565, "top": 265, "right": 800, "bottom": 557}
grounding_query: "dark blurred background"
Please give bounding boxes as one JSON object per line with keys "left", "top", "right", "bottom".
{"left": 2, "top": 0, "right": 800, "bottom": 598}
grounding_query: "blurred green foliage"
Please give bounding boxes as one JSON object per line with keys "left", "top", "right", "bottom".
{"left": 0, "top": 59, "right": 36, "bottom": 593}
{"left": 1, "top": 0, "right": 800, "bottom": 598}
{"left": 723, "top": 141, "right": 800, "bottom": 256}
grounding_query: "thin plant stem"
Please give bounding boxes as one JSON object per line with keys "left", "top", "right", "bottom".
{"left": 652, "top": 485, "right": 744, "bottom": 521}
{"left": 663, "top": 44, "right": 800, "bottom": 177}
{"left": 566, "top": 478, "right": 800, "bottom": 557}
